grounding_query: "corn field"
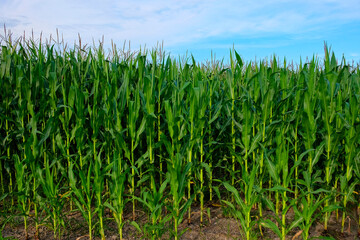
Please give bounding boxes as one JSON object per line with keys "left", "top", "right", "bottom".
{"left": 0, "top": 35, "right": 360, "bottom": 240}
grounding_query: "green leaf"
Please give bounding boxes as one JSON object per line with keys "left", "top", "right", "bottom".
{"left": 288, "top": 216, "right": 303, "bottom": 232}
{"left": 265, "top": 156, "right": 280, "bottom": 183}
{"left": 261, "top": 219, "right": 281, "bottom": 238}
{"left": 130, "top": 221, "right": 142, "bottom": 232}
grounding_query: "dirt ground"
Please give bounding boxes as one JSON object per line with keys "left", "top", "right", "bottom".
{"left": 2, "top": 203, "right": 359, "bottom": 240}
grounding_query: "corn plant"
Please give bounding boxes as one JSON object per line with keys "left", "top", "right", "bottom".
{"left": 293, "top": 190, "right": 339, "bottom": 240}
{"left": 222, "top": 165, "right": 259, "bottom": 240}
{"left": 301, "top": 59, "right": 321, "bottom": 205}
{"left": 105, "top": 154, "right": 128, "bottom": 240}
{"left": 68, "top": 160, "right": 95, "bottom": 240}
{"left": 166, "top": 153, "right": 193, "bottom": 240}
{"left": 140, "top": 53, "right": 157, "bottom": 191}
{"left": 155, "top": 55, "right": 170, "bottom": 184}
{"left": 225, "top": 51, "right": 240, "bottom": 187}
{"left": 14, "top": 154, "right": 31, "bottom": 239}
{"left": 196, "top": 79, "right": 210, "bottom": 225}
{"left": 339, "top": 82, "right": 360, "bottom": 232}
{"left": 255, "top": 62, "right": 275, "bottom": 232}
{"left": 135, "top": 177, "right": 171, "bottom": 240}
{"left": 26, "top": 113, "right": 42, "bottom": 239}
{"left": 185, "top": 69, "right": 210, "bottom": 225}
{"left": 319, "top": 49, "right": 344, "bottom": 229}
{"left": 289, "top": 68, "right": 304, "bottom": 203}
{"left": 38, "top": 158, "right": 68, "bottom": 239}
{"left": 262, "top": 130, "right": 306, "bottom": 240}
{"left": 354, "top": 153, "right": 360, "bottom": 234}
{"left": 0, "top": 45, "right": 12, "bottom": 204}
{"left": 206, "top": 65, "right": 223, "bottom": 202}
{"left": 186, "top": 82, "right": 196, "bottom": 224}
{"left": 128, "top": 85, "right": 146, "bottom": 220}
{"left": 104, "top": 76, "right": 128, "bottom": 239}
{"left": 93, "top": 147, "right": 113, "bottom": 240}
{"left": 240, "top": 87, "right": 254, "bottom": 176}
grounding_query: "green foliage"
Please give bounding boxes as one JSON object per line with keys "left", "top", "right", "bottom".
{"left": 0, "top": 39, "right": 359, "bottom": 240}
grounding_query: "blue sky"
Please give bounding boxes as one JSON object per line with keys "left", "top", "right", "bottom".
{"left": 1, "top": 0, "right": 359, "bottom": 64}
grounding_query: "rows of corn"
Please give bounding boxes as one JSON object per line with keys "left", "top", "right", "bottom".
{"left": 0, "top": 36, "right": 360, "bottom": 240}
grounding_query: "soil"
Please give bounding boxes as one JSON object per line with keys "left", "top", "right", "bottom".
{"left": 2, "top": 203, "right": 359, "bottom": 240}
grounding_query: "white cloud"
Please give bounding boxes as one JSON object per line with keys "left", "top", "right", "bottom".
{"left": 0, "top": 0, "right": 359, "bottom": 49}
